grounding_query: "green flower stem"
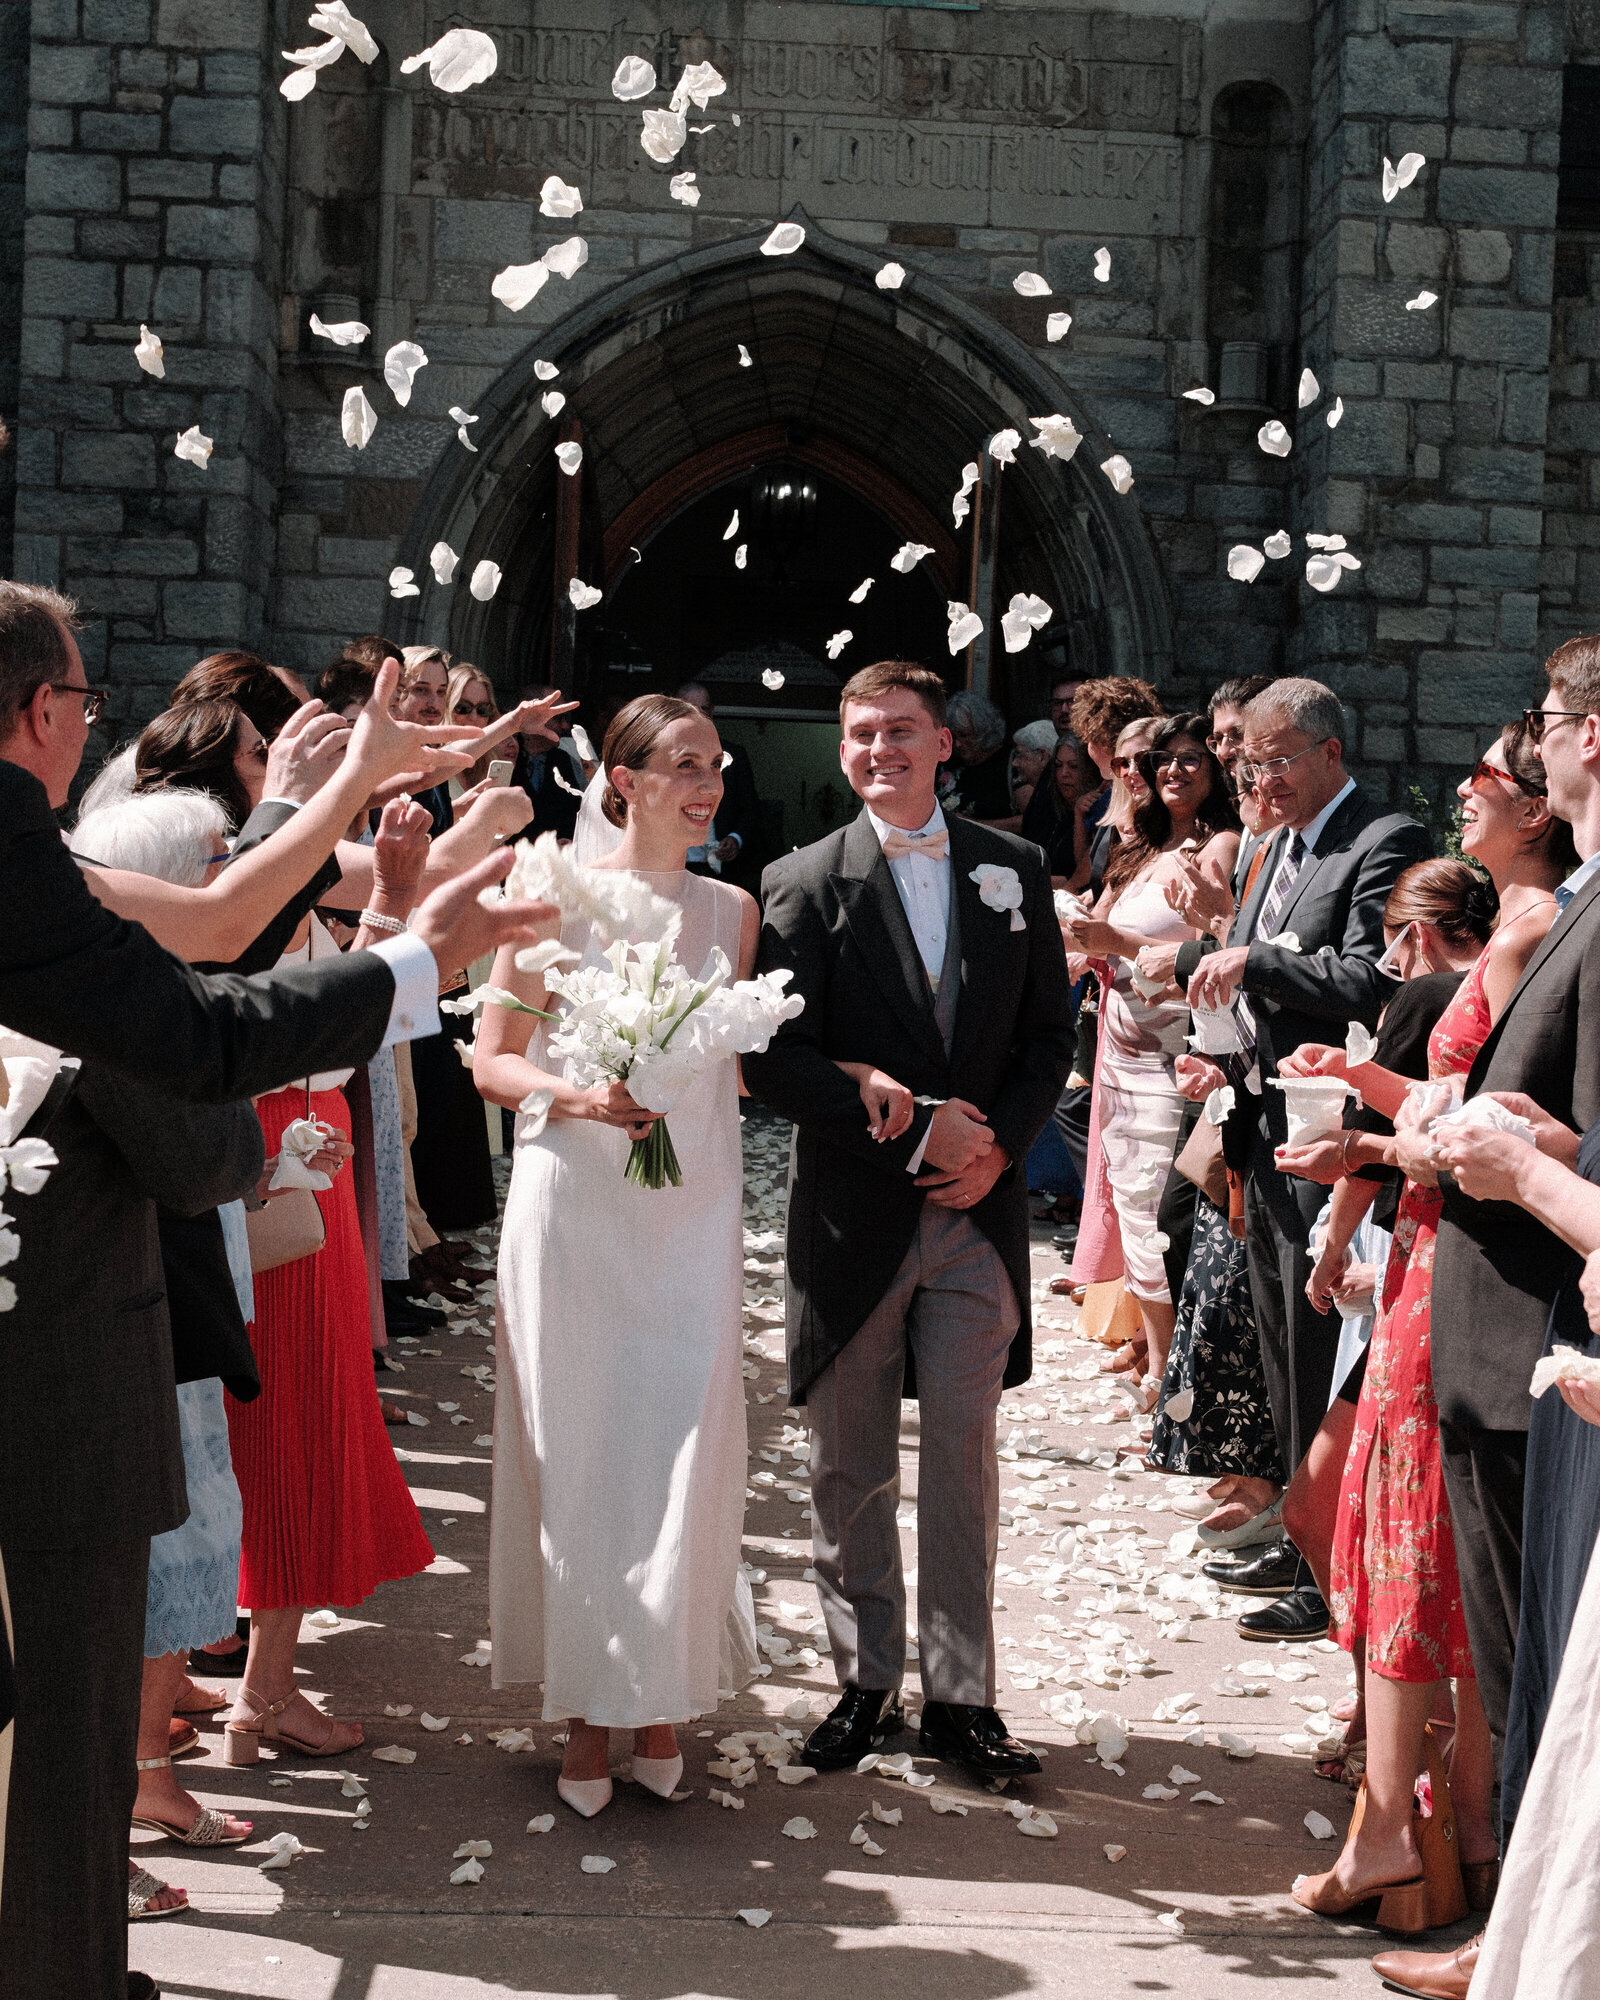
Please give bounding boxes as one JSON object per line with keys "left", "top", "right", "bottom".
{"left": 625, "top": 1117, "right": 682, "bottom": 1190}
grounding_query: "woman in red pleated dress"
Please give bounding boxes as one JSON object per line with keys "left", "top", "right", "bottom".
{"left": 1291, "top": 724, "right": 1573, "bottom": 1933}
{"left": 224, "top": 890, "right": 434, "bottom": 1763}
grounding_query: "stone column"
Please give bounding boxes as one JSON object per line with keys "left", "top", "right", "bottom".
{"left": 1297, "top": 0, "right": 1563, "bottom": 814}
{"left": 14, "top": 0, "right": 287, "bottom": 730}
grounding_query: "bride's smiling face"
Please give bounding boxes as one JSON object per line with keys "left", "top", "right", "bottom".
{"left": 612, "top": 713, "right": 725, "bottom": 842}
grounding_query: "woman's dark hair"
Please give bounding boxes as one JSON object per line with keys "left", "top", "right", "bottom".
{"left": 132, "top": 698, "right": 254, "bottom": 831}
{"left": 315, "top": 659, "right": 377, "bottom": 713}
{"left": 1498, "top": 719, "right": 1580, "bottom": 875}
{"left": 600, "top": 693, "right": 705, "bottom": 827}
{"left": 1385, "top": 857, "right": 1498, "bottom": 948}
{"left": 1104, "top": 713, "right": 1238, "bottom": 893}
{"left": 171, "top": 650, "right": 303, "bottom": 741}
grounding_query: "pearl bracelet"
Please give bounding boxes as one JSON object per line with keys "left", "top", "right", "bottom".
{"left": 360, "top": 909, "right": 407, "bottom": 936}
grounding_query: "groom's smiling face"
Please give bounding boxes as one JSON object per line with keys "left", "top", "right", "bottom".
{"left": 840, "top": 689, "right": 952, "bottom": 827}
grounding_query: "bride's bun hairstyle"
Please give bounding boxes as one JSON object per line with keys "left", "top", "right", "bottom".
{"left": 1384, "top": 856, "right": 1498, "bottom": 950}
{"left": 601, "top": 692, "right": 705, "bottom": 826}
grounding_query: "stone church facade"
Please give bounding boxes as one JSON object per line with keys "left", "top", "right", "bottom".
{"left": 2, "top": 0, "right": 1598, "bottom": 817}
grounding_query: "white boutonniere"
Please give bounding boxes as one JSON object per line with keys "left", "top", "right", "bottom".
{"left": 971, "top": 863, "right": 1026, "bottom": 932}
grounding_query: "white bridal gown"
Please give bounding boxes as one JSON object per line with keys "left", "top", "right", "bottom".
{"left": 489, "top": 870, "right": 757, "bottom": 1725}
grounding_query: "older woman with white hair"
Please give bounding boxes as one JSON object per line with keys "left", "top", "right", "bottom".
{"left": 941, "top": 689, "right": 1017, "bottom": 826}
{"left": 1010, "top": 718, "right": 1060, "bottom": 816}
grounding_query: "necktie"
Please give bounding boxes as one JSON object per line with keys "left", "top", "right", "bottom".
{"left": 881, "top": 827, "right": 949, "bottom": 861}
{"left": 1234, "top": 831, "right": 1306, "bottom": 1071}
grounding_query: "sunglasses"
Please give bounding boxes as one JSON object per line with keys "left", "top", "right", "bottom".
{"left": 454, "top": 699, "right": 497, "bottom": 718}
{"left": 1468, "top": 757, "right": 1542, "bottom": 796}
{"left": 1110, "top": 755, "right": 1146, "bottom": 774}
{"left": 1524, "top": 707, "right": 1591, "bottom": 744}
{"left": 1152, "top": 749, "right": 1206, "bottom": 775}
{"left": 1376, "top": 921, "right": 1414, "bottom": 975}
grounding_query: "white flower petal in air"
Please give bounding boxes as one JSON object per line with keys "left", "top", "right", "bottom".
{"left": 849, "top": 577, "right": 873, "bottom": 603}
{"left": 541, "top": 390, "right": 565, "bottom": 418}
{"left": 640, "top": 109, "right": 687, "bottom": 162}
{"left": 669, "top": 172, "right": 700, "bottom": 207}
{"left": 989, "top": 428, "right": 1020, "bottom": 465}
{"left": 430, "top": 541, "right": 458, "bottom": 584}
{"left": 1258, "top": 419, "right": 1292, "bottom": 457}
{"left": 309, "top": 1, "right": 378, "bottom": 62}
{"left": 722, "top": 509, "right": 740, "bottom": 542}
{"left": 1012, "top": 271, "right": 1051, "bottom": 297}
{"left": 400, "top": 28, "right": 498, "bottom": 92}
{"left": 280, "top": 63, "right": 322, "bottom": 100}
{"left": 542, "top": 236, "right": 588, "bottom": 281}
{"left": 1100, "top": 453, "right": 1134, "bottom": 494}
{"left": 1346, "top": 1021, "right": 1377, "bottom": 1065}
{"left": 534, "top": 359, "right": 559, "bottom": 381}
{"left": 383, "top": 339, "right": 427, "bottom": 405}
{"left": 761, "top": 222, "right": 805, "bottom": 257}
{"left": 1046, "top": 311, "right": 1073, "bottom": 342}
{"left": 612, "top": 55, "right": 656, "bottom": 100}
{"left": 282, "top": 36, "right": 344, "bottom": 78}
{"left": 569, "top": 578, "right": 602, "bottom": 611}
{"left": 1093, "top": 246, "right": 1111, "bottom": 282}
{"left": 311, "top": 312, "right": 369, "bottom": 346}
{"left": 556, "top": 441, "right": 583, "bottom": 476}
{"left": 761, "top": 668, "right": 785, "bottom": 691}
{"left": 738, "top": 343, "right": 752, "bottom": 367}
{"left": 341, "top": 386, "right": 377, "bottom": 449}
{"left": 1264, "top": 530, "right": 1292, "bottom": 559}
{"left": 134, "top": 324, "right": 165, "bottom": 378}
{"left": 951, "top": 461, "right": 979, "bottom": 528}
{"left": 826, "top": 630, "right": 852, "bottom": 659}
{"left": 891, "top": 541, "right": 933, "bottom": 573}
{"left": 670, "top": 60, "right": 726, "bottom": 113}
{"left": 1227, "top": 544, "right": 1266, "bottom": 584}
{"left": 1382, "top": 151, "right": 1426, "bottom": 203}
{"left": 491, "top": 261, "right": 550, "bottom": 312}
{"left": 1183, "top": 384, "right": 1214, "bottom": 404}
{"left": 539, "top": 176, "right": 583, "bottom": 219}
{"left": 469, "top": 559, "right": 502, "bottom": 601}
{"left": 876, "top": 262, "right": 906, "bottom": 291}
{"left": 1028, "top": 413, "right": 1082, "bottom": 462}
{"left": 1336, "top": 551, "right": 1362, "bottom": 571}
{"left": 1305, "top": 554, "right": 1347, "bottom": 593}
{"left": 1405, "top": 289, "right": 1438, "bottom": 312}
{"left": 1327, "top": 397, "right": 1345, "bottom": 428}
{"left": 1305, "top": 531, "right": 1346, "bottom": 550}
{"left": 689, "top": 122, "right": 716, "bottom": 135}
{"left": 1297, "top": 367, "right": 1320, "bottom": 409}
{"left": 1001, "top": 593, "right": 1052, "bottom": 654}
{"left": 450, "top": 405, "right": 479, "bottom": 451}
{"left": 389, "top": 566, "right": 419, "bottom": 598}
{"left": 947, "top": 607, "right": 983, "bottom": 654}
{"left": 734, "top": 544, "right": 747, "bottom": 569}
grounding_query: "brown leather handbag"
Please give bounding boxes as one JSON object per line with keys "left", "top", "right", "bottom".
{"left": 245, "top": 1085, "right": 328, "bottom": 1273}
{"left": 1173, "top": 1115, "right": 1229, "bottom": 1211}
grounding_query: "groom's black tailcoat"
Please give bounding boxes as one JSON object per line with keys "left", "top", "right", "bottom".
{"left": 743, "top": 809, "right": 1073, "bottom": 1403}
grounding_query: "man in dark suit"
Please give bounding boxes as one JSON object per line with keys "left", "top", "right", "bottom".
{"left": 677, "top": 682, "right": 761, "bottom": 888}
{"left": 1429, "top": 634, "right": 1600, "bottom": 1771}
{"left": 744, "top": 661, "right": 1073, "bottom": 1781}
{"left": 1185, "top": 678, "right": 1432, "bottom": 1638}
{"left": 511, "top": 681, "right": 583, "bottom": 841}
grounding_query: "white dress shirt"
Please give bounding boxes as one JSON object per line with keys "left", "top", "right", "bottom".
{"left": 866, "top": 803, "right": 950, "bottom": 1174}
{"left": 1554, "top": 848, "right": 1600, "bottom": 919}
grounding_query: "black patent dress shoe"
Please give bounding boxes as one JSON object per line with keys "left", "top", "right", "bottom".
{"left": 919, "top": 1702, "right": 1043, "bottom": 1779}
{"left": 129, "top": 1974, "right": 162, "bottom": 2000}
{"left": 800, "top": 1686, "right": 905, "bottom": 1770}
{"left": 1204, "top": 1540, "right": 1300, "bottom": 1596}
{"left": 1237, "top": 1581, "right": 1330, "bottom": 1642}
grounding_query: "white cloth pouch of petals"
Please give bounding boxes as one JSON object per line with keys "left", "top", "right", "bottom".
{"left": 269, "top": 1116, "right": 335, "bottom": 1191}
{"left": 1268, "top": 1076, "right": 1355, "bottom": 1146}
{"left": 1430, "top": 1095, "right": 1536, "bottom": 1145}
{"left": 1189, "top": 1003, "right": 1244, "bottom": 1056}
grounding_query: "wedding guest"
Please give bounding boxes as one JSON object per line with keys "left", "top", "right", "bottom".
{"left": 678, "top": 682, "right": 761, "bottom": 883}
{"left": 447, "top": 663, "right": 502, "bottom": 788}
{"left": 1009, "top": 719, "right": 1059, "bottom": 816}
{"left": 1065, "top": 676, "right": 1165, "bottom": 892}
{"left": 134, "top": 698, "right": 266, "bottom": 831}
{"left": 941, "top": 689, "right": 1016, "bottom": 825}
{"left": 170, "top": 647, "right": 308, "bottom": 738}
{"left": 1020, "top": 730, "right": 1084, "bottom": 879}
{"left": 474, "top": 694, "right": 761, "bottom": 1816}
{"left": 512, "top": 679, "right": 583, "bottom": 840}
{"left": 395, "top": 647, "right": 455, "bottom": 834}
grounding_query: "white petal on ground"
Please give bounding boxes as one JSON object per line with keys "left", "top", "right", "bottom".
{"left": 1001, "top": 592, "right": 1052, "bottom": 653}
{"left": 541, "top": 390, "right": 566, "bottom": 418}
{"left": 569, "top": 578, "right": 602, "bottom": 610}
{"left": 891, "top": 541, "right": 933, "bottom": 572}
{"left": 388, "top": 566, "right": 419, "bottom": 598}
{"left": 556, "top": 441, "right": 583, "bottom": 476}
{"left": 775, "top": 1763, "right": 817, "bottom": 1785}
{"left": 453, "top": 1839, "right": 492, "bottom": 1858}
{"left": 259, "top": 1832, "right": 305, "bottom": 1871}
{"left": 534, "top": 359, "right": 559, "bottom": 380}
{"left": 383, "top": 339, "right": 428, "bottom": 405}
{"left": 781, "top": 1817, "right": 817, "bottom": 1840}
{"left": 947, "top": 609, "right": 983, "bottom": 654}
{"left": 1227, "top": 544, "right": 1266, "bottom": 584}
{"left": 1305, "top": 1811, "right": 1336, "bottom": 1840}
{"left": 311, "top": 313, "right": 369, "bottom": 345}
{"left": 491, "top": 261, "right": 550, "bottom": 311}
{"left": 738, "top": 1908, "right": 772, "bottom": 1927}
{"left": 526, "top": 1814, "right": 555, "bottom": 1834}
{"left": 951, "top": 461, "right": 979, "bottom": 528}
{"left": 420, "top": 1713, "right": 450, "bottom": 1731}
{"left": 400, "top": 28, "right": 498, "bottom": 92}
{"left": 383, "top": 1704, "right": 411, "bottom": 1717}
{"left": 1100, "top": 454, "right": 1134, "bottom": 494}
{"left": 134, "top": 324, "right": 165, "bottom": 377}
{"left": 1157, "top": 1911, "right": 1186, "bottom": 1935}
{"left": 469, "top": 560, "right": 502, "bottom": 601}
{"left": 734, "top": 543, "right": 747, "bottom": 569}
{"left": 1012, "top": 271, "right": 1050, "bottom": 297}
{"left": 371, "top": 1744, "right": 416, "bottom": 1764}
{"left": 670, "top": 172, "right": 700, "bottom": 207}
{"left": 1104, "top": 1843, "right": 1127, "bottom": 1862}
{"left": 612, "top": 55, "right": 656, "bottom": 100}
{"left": 1257, "top": 419, "right": 1292, "bottom": 456}
{"left": 930, "top": 1797, "right": 969, "bottom": 1816}
{"left": 1093, "top": 246, "right": 1111, "bottom": 281}
{"left": 539, "top": 176, "right": 583, "bottom": 219}
{"left": 1405, "top": 289, "right": 1438, "bottom": 311}
{"left": 1028, "top": 413, "right": 1082, "bottom": 461}
{"left": 1192, "top": 1790, "right": 1226, "bottom": 1806}
{"left": 871, "top": 1800, "right": 903, "bottom": 1825}
{"left": 1327, "top": 397, "right": 1345, "bottom": 427}
{"left": 761, "top": 222, "right": 805, "bottom": 257}
{"left": 1169, "top": 1766, "right": 1202, "bottom": 1786}
{"left": 761, "top": 668, "right": 785, "bottom": 691}
{"left": 1382, "top": 151, "right": 1426, "bottom": 202}
{"left": 671, "top": 60, "right": 727, "bottom": 112}
{"left": 309, "top": 2, "right": 378, "bottom": 63}
{"left": 640, "top": 109, "right": 687, "bottom": 162}
{"left": 1016, "top": 1810, "right": 1058, "bottom": 1838}
{"left": 173, "top": 425, "right": 213, "bottom": 468}
{"left": 989, "top": 428, "right": 1020, "bottom": 465}
{"left": 1263, "top": 530, "right": 1292, "bottom": 559}
{"left": 1182, "top": 384, "right": 1214, "bottom": 404}
{"left": 1305, "top": 554, "right": 1346, "bottom": 593}
{"left": 876, "top": 262, "right": 906, "bottom": 290}
{"left": 449, "top": 1856, "right": 485, "bottom": 1884}
{"left": 429, "top": 541, "right": 458, "bottom": 583}
{"left": 1297, "top": 367, "right": 1320, "bottom": 408}
{"left": 708, "top": 1787, "right": 744, "bottom": 1809}
{"left": 542, "top": 236, "right": 588, "bottom": 280}
{"left": 849, "top": 577, "right": 873, "bottom": 602}
{"left": 1046, "top": 311, "right": 1073, "bottom": 341}
{"left": 723, "top": 508, "right": 740, "bottom": 541}
{"left": 738, "top": 343, "right": 752, "bottom": 367}
{"left": 460, "top": 1642, "right": 491, "bottom": 1666}
{"left": 826, "top": 630, "right": 852, "bottom": 659}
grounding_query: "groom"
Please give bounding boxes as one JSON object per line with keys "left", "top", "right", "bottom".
{"left": 744, "top": 660, "right": 1073, "bottom": 1779}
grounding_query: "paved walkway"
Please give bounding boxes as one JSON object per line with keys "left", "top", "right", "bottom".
{"left": 134, "top": 1113, "right": 1470, "bottom": 1999}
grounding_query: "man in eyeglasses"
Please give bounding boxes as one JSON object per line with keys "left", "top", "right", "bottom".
{"left": 1183, "top": 678, "right": 1431, "bottom": 1642}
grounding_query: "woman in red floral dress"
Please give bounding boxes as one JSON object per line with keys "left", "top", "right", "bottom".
{"left": 1290, "top": 724, "right": 1574, "bottom": 1932}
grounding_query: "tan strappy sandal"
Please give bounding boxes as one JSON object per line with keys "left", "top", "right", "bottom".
{"left": 224, "top": 1683, "right": 363, "bottom": 1765}
{"left": 131, "top": 1756, "right": 254, "bottom": 1844}
{"left": 128, "top": 1864, "right": 189, "bottom": 1920}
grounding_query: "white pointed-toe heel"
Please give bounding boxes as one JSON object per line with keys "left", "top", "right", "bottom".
{"left": 556, "top": 1774, "right": 613, "bottom": 1819}
{"left": 631, "top": 1753, "right": 684, "bottom": 1799}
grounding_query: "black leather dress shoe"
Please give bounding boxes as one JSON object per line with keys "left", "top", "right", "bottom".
{"left": 1204, "top": 1540, "right": 1300, "bottom": 1596}
{"left": 800, "top": 1686, "right": 905, "bottom": 1770}
{"left": 1237, "top": 1581, "right": 1330, "bottom": 1641}
{"left": 919, "top": 1702, "right": 1043, "bottom": 1779}
{"left": 129, "top": 1974, "right": 162, "bottom": 2000}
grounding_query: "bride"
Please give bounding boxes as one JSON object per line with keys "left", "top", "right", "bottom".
{"left": 473, "top": 692, "right": 760, "bottom": 1817}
